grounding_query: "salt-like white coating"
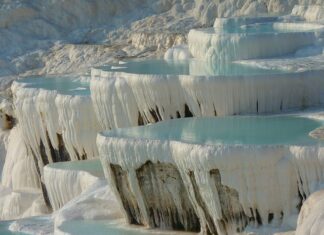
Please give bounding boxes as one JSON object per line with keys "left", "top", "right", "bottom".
{"left": 164, "top": 45, "right": 192, "bottom": 60}
{"left": 1, "top": 125, "right": 40, "bottom": 191}
{"left": 292, "top": 5, "right": 324, "bottom": 22}
{"left": 44, "top": 160, "right": 104, "bottom": 210}
{"left": 295, "top": 190, "right": 324, "bottom": 235}
{"left": 12, "top": 81, "right": 100, "bottom": 164}
{"left": 188, "top": 25, "right": 320, "bottom": 63}
{"left": 91, "top": 68, "right": 324, "bottom": 131}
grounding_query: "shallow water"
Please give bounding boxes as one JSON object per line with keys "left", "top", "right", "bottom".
{"left": 59, "top": 219, "right": 193, "bottom": 235}
{"left": 18, "top": 76, "right": 90, "bottom": 96}
{"left": 0, "top": 221, "right": 27, "bottom": 235}
{"left": 99, "top": 59, "right": 283, "bottom": 76}
{"left": 47, "top": 159, "right": 104, "bottom": 177}
{"left": 103, "top": 116, "right": 324, "bottom": 146}
{"left": 201, "top": 22, "right": 322, "bottom": 34}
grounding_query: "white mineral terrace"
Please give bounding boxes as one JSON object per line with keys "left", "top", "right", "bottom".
{"left": 91, "top": 59, "right": 324, "bottom": 131}
{"left": 189, "top": 17, "right": 324, "bottom": 63}
{"left": 3, "top": 9, "right": 324, "bottom": 235}
{"left": 12, "top": 76, "right": 99, "bottom": 163}
{"left": 97, "top": 116, "right": 324, "bottom": 234}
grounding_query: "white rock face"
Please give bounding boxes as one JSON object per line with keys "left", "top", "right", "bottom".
{"left": 295, "top": 190, "right": 324, "bottom": 235}
{"left": 44, "top": 160, "right": 104, "bottom": 211}
{"left": 164, "top": 45, "right": 192, "bottom": 60}
{"left": 1, "top": 126, "right": 39, "bottom": 191}
{"left": 188, "top": 23, "right": 322, "bottom": 63}
{"left": 12, "top": 81, "right": 100, "bottom": 164}
{"left": 294, "top": 134, "right": 324, "bottom": 235}
{"left": 132, "top": 32, "right": 187, "bottom": 51}
{"left": 292, "top": 5, "right": 324, "bottom": 22}
{"left": 91, "top": 68, "right": 324, "bottom": 130}
{"left": 53, "top": 181, "right": 123, "bottom": 232}
{"left": 0, "top": 125, "right": 48, "bottom": 220}
{"left": 8, "top": 180, "right": 123, "bottom": 235}
{"left": 0, "top": 189, "right": 48, "bottom": 220}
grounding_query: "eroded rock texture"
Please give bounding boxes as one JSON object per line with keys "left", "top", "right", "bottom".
{"left": 136, "top": 161, "right": 200, "bottom": 232}
{"left": 110, "top": 164, "right": 144, "bottom": 225}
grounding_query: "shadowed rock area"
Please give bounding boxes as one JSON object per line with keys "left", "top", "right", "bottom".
{"left": 136, "top": 161, "right": 200, "bottom": 232}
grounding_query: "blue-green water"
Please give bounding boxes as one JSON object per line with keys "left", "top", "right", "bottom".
{"left": 103, "top": 116, "right": 323, "bottom": 146}
{"left": 99, "top": 59, "right": 282, "bottom": 76}
{"left": 18, "top": 76, "right": 90, "bottom": 96}
{"left": 47, "top": 159, "right": 104, "bottom": 177}
{"left": 201, "top": 22, "right": 321, "bottom": 34}
{"left": 59, "top": 220, "right": 190, "bottom": 235}
{"left": 0, "top": 221, "right": 27, "bottom": 235}
{"left": 18, "top": 59, "right": 283, "bottom": 96}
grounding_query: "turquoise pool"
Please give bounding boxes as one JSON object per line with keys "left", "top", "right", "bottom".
{"left": 47, "top": 159, "right": 104, "bottom": 178}
{"left": 18, "top": 76, "right": 90, "bottom": 96}
{"left": 98, "top": 59, "right": 283, "bottom": 76}
{"left": 59, "top": 219, "right": 192, "bottom": 235}
{"left": 103, "top": 116, "right": 324, "bottom": 146}
{"left": 0, "top": 221, "right": 27, "bottom": 235}
{"left": 202, "top": 22, "right": 324, "bottom": 34}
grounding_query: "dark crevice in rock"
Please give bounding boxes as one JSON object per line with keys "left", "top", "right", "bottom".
{"left": 110, "top": 164, "right": 144, "bottom": 225}
{"left": 46, "top": 131, "right": 58, "bottom": 162}
{"left": 31, "top": 150, "right": 52, "bottom": 210}
{"left": 210, "top": 169, "right": 248, "bottom": 233}
{"left": 57, "top": 134, "right": 71, "bottom": 162}
{"left": 73, "top": 147, "right": 87, "bottom": 160}
{"left": 249, "top": 208, "right": 255, "bottom": 223}
{"left": 297, "top": 175, "right": 307, "bottom": 212}
{"left": 256, "top": 100, "right": 259, "bottom": 113}
{"left": 280, "top": 100, "right": 283, "bottom": 111}
{"left": 4, "top": 114, "right": 14, "bottom": 129}
{"left": 213, "top": 104, "right": 217, "bottom": 116}
{"left": 280, "top": 211, "right": 284, "bottom": 220}
{"left": 184, "top": 104, "right": 193, "bottom": 117}
{"left": 268, "top": 213, "right": 274, "bottom": 224}
{"left": 40, "top": 131, "right": 70, "bottom": 163}
{"left": 136, "top": 161, "right": 200, "bottom": 232}
{"left": 81, "top": 150, "right": 87, "bottom": 160}
{"left": 297, "top": 184, "right": 305, "bottom": 211}
{"left": 176, "top": 111, "right": 181, "bottom": 118}
{"left": 188, "top": 171, "right": 217, "bottom": 235}
{"left": 197, "top": 100, "right": 201, "bottom": 110}
{"left": 142, "top": 112, "right": 150, "bottom": 125}
{"left": 47, "top": 132, "right": 70, "bottom": 163}
{"left": 39, "top": 140, "right": 49, "bottom": 166}
{"left": 149, "top": 109, "right": 160, "bottom": 122}
{"left": 41, "top": 181, "right": 52, "bottom": 211}
{"left": 149, "top": 106, "right": 163, "bottom": 123}
{"left": 255, "top": 209, "right": 262, "bottom": 225}
{"left": 138, "top": 112, "right": 144, "bottom": 126}
{"left": 155, "top": 106, "right": 162, "bottom": 120}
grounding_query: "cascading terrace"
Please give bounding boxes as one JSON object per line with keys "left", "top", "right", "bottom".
{"left": 97, "top": 116, "right": 324, "bottom": 234}
{"left": 3, "top": 10, "right": 324, "bottom": 235}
